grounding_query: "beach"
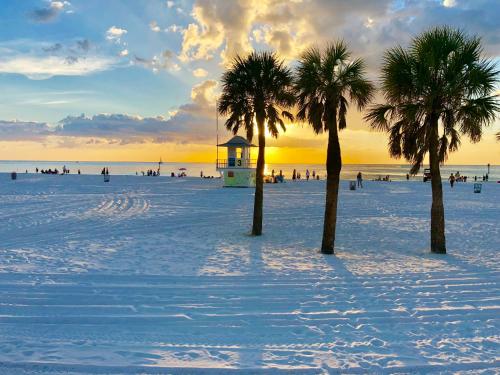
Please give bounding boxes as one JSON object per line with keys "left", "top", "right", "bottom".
{"left": 0, "top": 173, "right": 498, "bottom": 373}
{"left": 1, "top": 161, "right": 498, "bottom": 181}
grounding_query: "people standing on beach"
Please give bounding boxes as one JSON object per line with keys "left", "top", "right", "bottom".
{"left": 292, "top": 169, "right": 296, "bottom": 181}
{"left": 200, "top": 171, "right": 204, "bottom": 178}
{"left": 449, "top": 173, "right": 455, "bottom": 188}
{"left": 406, "top": 173, "right": 410, "bottom": 181}
{"left": 306, "top": 169, "right": 310, "bottom": 180}
{"left": 357, "top": 172, "right": 363, "bottom": 188}
{"left": 271, "top": 169, "right": 275, "bottom": 178}
{"left": 78, "top": 169, "right": 81, "bottom": 175}
{"left": 312, "top": 170, "right": 316, "bottom": 178}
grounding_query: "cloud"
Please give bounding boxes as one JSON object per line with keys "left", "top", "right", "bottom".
{"left": 0, "top": 79, "right": 219, "bottom": 145}
{"left": 0, "top": 120, "right": 53, "bottom": 141}
{"left": 166, "top": 24, "right": 183, "bottom": 33}
{"left": 0, "top": 39, "right": 116, "bottom": 79}
{"left": 30, "top": 1, "right": 71, "bottom": 23}
{"left": 76, "top": 39, "right": 91, "bottom": 52}
{"left": 160, "top": 80, "right": 218, "bottom": 142}
{"left": 179, "top": 1, "right": 249, "bottom": 63}
{"left": 106, "top": 26, "right": 128, "bottom": 43}
{"left": 56, "top": 114, "right": 172, "bottom": 144}
{"left": 50, "top": 80, "right": 218, "bottom": 144}
{"left": 166, "top": 1, "right": 175, "bottom": 8}
{"left": 178, "top": 0, "right": 500, "bottom": 69}
{"left": 134, "top": 50, "right": 180, "bottom": 73}
{"left": 42, "top": 43, "right": 63, "bottom": 53}
{"left": 119, "top": 49, "right": 129, "bottom": 57}
{"left": 192, "top": 68, "right": 208, "bottom": 77}
{"left": 150, "top": 21, "right": 161, "bottom": 33}
{"left": 0, "top": 55, "right": 116, "bottom": 80}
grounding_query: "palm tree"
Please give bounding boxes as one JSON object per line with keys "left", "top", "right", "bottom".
{"left": 218, "top": 51, "right": 295, "bottom": 235}
{"left": 295, "top": 42, "right": 374, "bottom": 254}
{"left": 366, "top": 27, "right": 499, "bottom": 254}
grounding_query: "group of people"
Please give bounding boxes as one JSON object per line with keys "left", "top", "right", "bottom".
{"left": 39, "top": 168, "right": 60, "bottom": 175}
{"left": 100, "top": 167, "right": 110, "bottom": 175}
{"left": 449, "top": 171, "right": 468, "bottom": 187}
{"left": 141, "top": 169, "right": 160, "bottom": 176}
{"left": 291, "top": 169, "right": 319, "bottom": 181}
{"left": 36, "top": 166, "right": 80, "bottom": 175}
{"left": 374, "top": 175, "right": 391, "bottom": 182}
{"left": 200, "top": 171, "right": 216, "bottom": 179}
{"left": 269, "top": 169, "right": 285, "bottom": 183}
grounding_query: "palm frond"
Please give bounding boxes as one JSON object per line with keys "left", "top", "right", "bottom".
{"left": 365, "top": 104, "right": 394, "bottom": 131}
{"left": 218, "top": 51, "right": 295, "bottom": 140}
{"left": 373, "top": 26, "right": 499, "bottom": 165}
{"left": 295, "top": 41, "right": 373, "bottom": 135}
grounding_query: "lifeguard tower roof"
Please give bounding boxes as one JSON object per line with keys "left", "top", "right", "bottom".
{"left": 217, "top": 135, "right": 256, "bottom": 147}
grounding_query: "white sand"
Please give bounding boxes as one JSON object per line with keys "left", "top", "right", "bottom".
{"left": 0, "top": 174, "right": 498, "bottom": 374}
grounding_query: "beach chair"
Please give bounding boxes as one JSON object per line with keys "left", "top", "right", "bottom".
{"left": 473, "top": 183, "right": 482, "bottom": 193}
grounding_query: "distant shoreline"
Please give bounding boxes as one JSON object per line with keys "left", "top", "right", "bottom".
{"left": 0, "top": 160, "right": 497, "bottom": 167}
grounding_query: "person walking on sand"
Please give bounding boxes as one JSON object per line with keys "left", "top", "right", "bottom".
{"left": 357, "top": 172, "right": 363, "bottom": 188}
{"left": 449, "top": 173, "right": 455, "bottom": 188}
{"left": 292, "top": 169, "right": 296, "bottom": 181}
{"left": 306, "top": 169, "right": 310, "bottom": 181}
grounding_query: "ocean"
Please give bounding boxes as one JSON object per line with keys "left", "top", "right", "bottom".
{"left": 0, "top": 160, "right": 497, "bottom": 181}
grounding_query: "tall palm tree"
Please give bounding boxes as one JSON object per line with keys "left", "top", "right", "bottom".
{"left": 295, "top": 42, "right": 374, "bottom": 254}
{"left": 218, "top": 51, "right": 295, "bottom": 235}
{"left": 366, "top": 27, "right": 499, "bottom": 254}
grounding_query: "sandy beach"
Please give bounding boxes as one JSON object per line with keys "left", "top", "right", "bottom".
{"left": 0, "top": 174, "right": 498, "bottom": 373}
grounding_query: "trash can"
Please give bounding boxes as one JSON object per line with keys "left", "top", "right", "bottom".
{"left": 11, "top": 172, "right": 17, "bottom": 180}
{"left": 473, "top": 183, "right": 482, "bottom": 193}
{"left": 349, "top": 181, "right": 356, "bottom": 190}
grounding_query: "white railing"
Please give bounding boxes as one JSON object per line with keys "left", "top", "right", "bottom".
{"left": 216, "top": 159, "right": 256, "bottom": 169}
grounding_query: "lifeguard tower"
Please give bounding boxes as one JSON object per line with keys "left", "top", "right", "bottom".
{"left": 216, "top": 136, "right": 256, "bottom": 187}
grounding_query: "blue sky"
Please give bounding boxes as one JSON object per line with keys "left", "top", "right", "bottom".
{"left": 0, "top": 0, "right": 203, "bottom": 123}
{"left": 0, "top": 0, "right": 499, "bottom": 163}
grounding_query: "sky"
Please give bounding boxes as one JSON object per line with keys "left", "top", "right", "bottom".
{"left": 0, "top": 0, "right": 499, "bottom": 165}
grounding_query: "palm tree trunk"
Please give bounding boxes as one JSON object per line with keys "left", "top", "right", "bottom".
{"left": 252, "top": 121, "right": 265, "bottom": 236}
{"left": 321, "top": 115, "right": 342, "bottom": 254}
{"left": 429, "top": 120, "right": 446, "bottom": 254}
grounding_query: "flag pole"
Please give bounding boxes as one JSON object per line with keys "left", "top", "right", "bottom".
{"left": 216, "top": 99, "right": 219, "bottom": 166}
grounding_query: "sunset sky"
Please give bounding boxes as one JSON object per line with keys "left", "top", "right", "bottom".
{"left": 0, "top": 0, "right": 499, "bottom": 164}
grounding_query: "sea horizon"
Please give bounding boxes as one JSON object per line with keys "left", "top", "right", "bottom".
{"left": 2, "top": 159, "right": 498, "bottom": 181}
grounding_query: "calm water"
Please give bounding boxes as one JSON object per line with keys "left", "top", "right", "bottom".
{"left": 1, "top": 160, "right": 498, "bottom": 181}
